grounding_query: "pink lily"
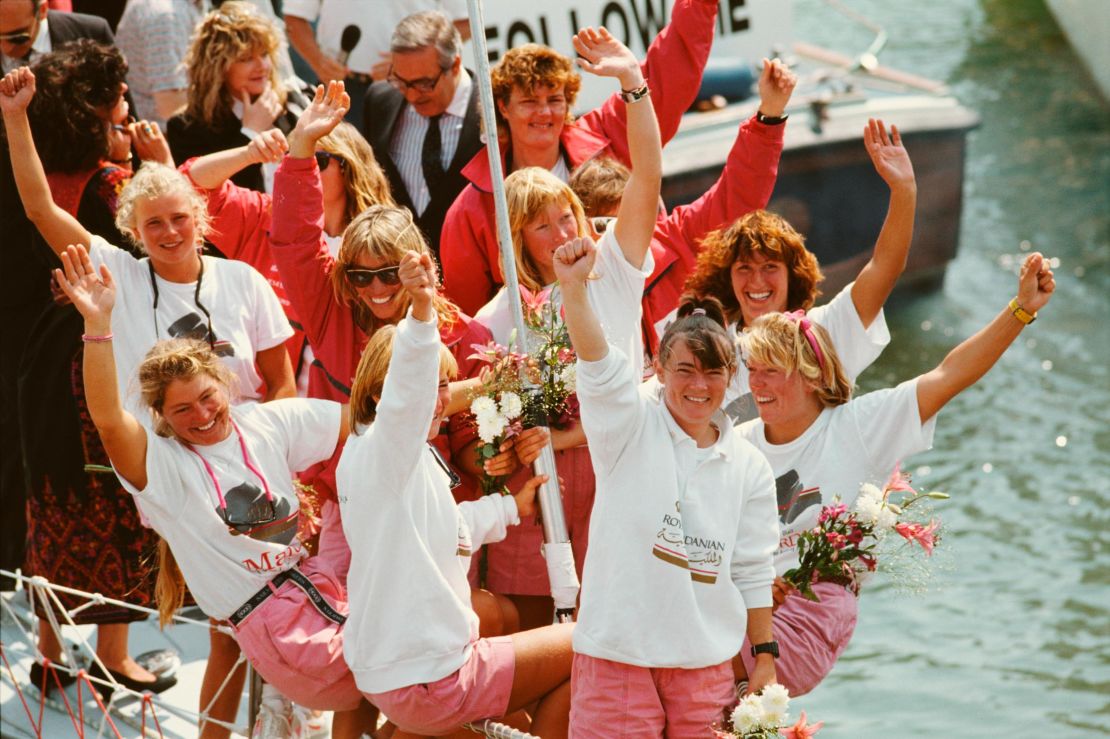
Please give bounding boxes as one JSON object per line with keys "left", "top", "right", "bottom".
{"left": 782, "top": 711, "right": 824, "bottom": 739}
{"left": 818, "top": 502, "right": 847, "bottom": 524}
{"left": 519, "top": 285, "right": 552, "bottom": 317}
{"left": 884, "top": 463, "right": 917, "bottom": 496}
{"left": 894, "top": 519, "right": 940, "bottom": 555}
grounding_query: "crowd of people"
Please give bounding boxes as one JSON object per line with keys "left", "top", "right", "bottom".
{"left": 0, "top": 1, "right": 1055, "bottom": 738}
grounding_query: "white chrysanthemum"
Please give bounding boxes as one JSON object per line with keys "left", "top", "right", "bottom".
{"left": 471, "top": 396, "right": 496, "bottom": 418}
{"left": 477, "top": 414, "right": 508, "bottom": 444}
{"left": 858, "top": 482, "right": 882, "bottom": 502}
{"left": 855, "top": 494, "right": 883, "bottom": 525}
{"left": 759, "top": 683, "right": 790, "bottom": 717}
{"left": 730, "top": 695, "right": 764, "bottom": 734}
{"left": 558, "top": 364, "right": 576, "bottom": 391}
{"left": 499, "top": 392, "right": 522, "bottom": 419}
{"left": 876, "top": 506, "right": 898, "bottom": 531}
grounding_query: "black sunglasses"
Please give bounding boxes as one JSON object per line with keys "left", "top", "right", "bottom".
{"left": 222, "top": 497, "right": 277, "bottom": 529}
{"left": 314, "top": 151, "right": 346, "bottom": 171}
{"left": 345, "top": 264, "right": 401, "bottom": 288}
{"left": 429, "top": 445, "right": 462, "bottom": 490}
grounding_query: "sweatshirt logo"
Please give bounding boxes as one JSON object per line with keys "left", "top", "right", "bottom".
{"left": 651, "top": 502, "right": 724, "bottom": 584}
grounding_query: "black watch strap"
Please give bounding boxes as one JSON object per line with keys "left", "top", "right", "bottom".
{"left": 756, "top": 110, "right": 789, "bottom": 125}
{"left": 751, "top": 640, "right": 779, "bottom": 658}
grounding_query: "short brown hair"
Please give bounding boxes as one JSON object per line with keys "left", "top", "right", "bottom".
{"left": 569, "top": 157, "right": 630, "bottom": 217}
{"left": 491, "top": 44, "right": 580, "bottom": 135}
{"left": 657, "top": 294, "right": 736, "bottom": 377}
{"left": 684, "top": 210, "right": 823, "bottom": 327}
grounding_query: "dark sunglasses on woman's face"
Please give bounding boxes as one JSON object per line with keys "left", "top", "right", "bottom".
{"left": 314, "top": 151, "right": 346, "bottom": 172}
{"left": 345, "top": 265, "right": 401, "bottom": 288}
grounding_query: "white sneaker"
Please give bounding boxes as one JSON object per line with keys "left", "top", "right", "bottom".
{"left": 252, "top": 698, "right": 293, "bottom": 738}
{"left": 290, "top": 704, "right": 331, "bottom": 739}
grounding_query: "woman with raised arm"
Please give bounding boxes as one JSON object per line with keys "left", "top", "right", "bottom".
{"left": 473, "top": 26, "right": 663, "bottom": 630}
{"left": 2, "top": 64, "right": 293, "bottom": 738}
{"left": 554, "top": 236, "right": 779, "bottom": 735}
{"left": 681, "top": 118, "right": 916, "bottom": 421}
{"left": 731, "top": 252, "right": 1056, "bottom": 697}
{"left": 337, "top": 250, "right": 572, "bottom": 738}
{"left": 52, "top": 244, "right": 380, "bottom": 737}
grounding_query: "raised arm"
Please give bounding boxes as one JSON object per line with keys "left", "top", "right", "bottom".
{"left": 184, "top": 130, "right": 288, "bottom": 190}
{"left": 0, "top": 68, "right": 92, "bottom": 255}
{"left": 573, "top": 27, "right": 661, "bottom": 270}
{"left": 554, "top": 238, "right": 607, "bottom": 362}
{"left": 850, "top": 119, "right": 917, "bottom": 329}
{"left": 54, "top": 245, "right": 148, "bottom": 489}
{"left": 916, "top": 252, "right": 1055, "bottom": 422}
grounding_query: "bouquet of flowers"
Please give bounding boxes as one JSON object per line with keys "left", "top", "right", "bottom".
{"left": 713, "top": 684, "right": 823, "bottom": 738}
{"left": 467, "top": 286, "right": 578, "bottom": 494}
{"left": 782, "top": 465, "right": 948, "bottom": 601}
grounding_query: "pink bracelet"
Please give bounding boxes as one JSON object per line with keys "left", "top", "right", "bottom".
{"left": 82, "top": 333, "right": 114, "bottom": 343}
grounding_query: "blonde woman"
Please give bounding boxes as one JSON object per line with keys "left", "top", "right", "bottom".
{"left": 167, "top": 1, "right": 302, "bottom": 193}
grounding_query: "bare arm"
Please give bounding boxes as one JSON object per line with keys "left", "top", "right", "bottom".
{"left": 916, "top": 252, "right": 1055, "bottom": 422}
{"left": 185, "top": 130, "right": 288, "bottom": 190}
{"left": 851, "top": 119, "right": 917, "bottom": 329}
{"left": 284, "top": 15, "right": 348, "bottom": 83}
{"left": 553, "top": 238, "right": 608, "bottom": 362}
{"left": 573, "top": 27, "right": 661, "bottom": 269}
{"left": 54, "top": 245, "right": 148, "bottom": 489}
{"left": 257, "top": 344, "right": 296, "bottom": 400}
{"left": 0, "top": 68, "right": 92, "bottom": 256}
{"left": 744, "top": 606, "right": 777, "bottom": 694}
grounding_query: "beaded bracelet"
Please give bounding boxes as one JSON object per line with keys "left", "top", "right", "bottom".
{"left": 82, "top": 333, "right": 114, "bottom": 343}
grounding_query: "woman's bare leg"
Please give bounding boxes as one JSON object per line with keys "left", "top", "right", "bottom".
{"left": 506, "top": 594, "right": 555, "bottom": 631}
{"left": 198, "top": 622, "right": 246, "bottom": 739}
{"left": 332, "top": 698, "right": 380, "bottom": 739}
{"left": 507, "top": 623, "right": 574, "bottom": 738}
{"left": 95, "top": 623, "right": 156, "bottom": 681}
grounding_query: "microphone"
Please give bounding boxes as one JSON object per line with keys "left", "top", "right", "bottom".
{"left": 337, "top": 25, "right": 361, "bottom": 67}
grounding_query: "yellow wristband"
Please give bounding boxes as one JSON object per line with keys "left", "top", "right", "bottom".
{"left": 1009, "top": 297, "right": 1036, "bottom": 325}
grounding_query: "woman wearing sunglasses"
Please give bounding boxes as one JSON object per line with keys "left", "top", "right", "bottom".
{"left": 50, "top": 244, "right": 379, "bottom": 734}
{"left": 2, "top": 65, "right": 295, "bottom": 736}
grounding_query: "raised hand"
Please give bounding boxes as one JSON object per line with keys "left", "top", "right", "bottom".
{"left": 757, "top": 57, "right": 797, "bottom": 119}
{"left": 552, "top": 236, "right": 598, "bottom": 286}
{"left": 864, "top": 118, "right": 916, "bottom": 191}
{"left": 1016, "top": 252, "right": 1056, "bottom": 314}
{"left": 128, "top": 119, "right": 174, "bottom": 166}
{"left": 240, "top": 85, "right": 283, "bottom": 132}
{"left": 399, "top": 249, "right": 437, "bottom": 320}
{"left": 572, "top": 27, "right": 642, "bottom": 89}
{"left": 244, "top": 127, "right": 289, "bottom": 164}
{"left": 54, "top": 244, "right": 116, "bottom": 327}
{"left": 0, "top": 67, "right": 36, "bottom": 115}
{"left": 288, "top": 81, "right": 350, "bottom": 157}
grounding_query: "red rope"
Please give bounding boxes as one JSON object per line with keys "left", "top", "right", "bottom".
{"left": 1, "top": 645, "right": 42, "bottom": 738}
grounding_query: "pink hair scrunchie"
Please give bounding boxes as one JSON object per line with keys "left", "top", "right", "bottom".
{"left": 784, "top": 310, "right": 826, "bottom": 372}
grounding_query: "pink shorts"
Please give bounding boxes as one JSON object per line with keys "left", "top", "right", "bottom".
{"left": 570, "top": 653, "right": 734, "bottom": 738}
{"left": 232, "top": 557, "right": 362, "bottom": 711}
{"left": 315, "top": 497, "right": 352, "bottom": 583}
{"left": 486, "top": 446, "right": 595, "bottom": 595}
{"left": 366, "top": 636, "right": 515, "bottom": 736}
{"left": 739, "top": 581, "right": 859, "bottom": 696}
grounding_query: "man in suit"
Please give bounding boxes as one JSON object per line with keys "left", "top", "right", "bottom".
{"left": 0, "top": 0, "right": 117, "bottom": 574}
{"left": 362, "top": 10, "right": 480, "bottom": 261}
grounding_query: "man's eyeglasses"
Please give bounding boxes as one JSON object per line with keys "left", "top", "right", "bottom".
{"left": 345, "top": 264, "right": 401, "bottom": 288}
{"left": 388, "top": 66, "right": 449, "bottom": 94}
{"left": 314, "top": 151, "right": 345, "bottom": 172}
{"left": 590, "top": 216, "right": 616, "bottom": 235}
{"left": 0, "top": 31, "right": 34, "bottom": 45}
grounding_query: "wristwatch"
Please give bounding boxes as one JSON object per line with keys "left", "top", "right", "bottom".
{"left": 751, "top": 640, "right": 779, "bottom": 659}
{"left": 756, "top": 110, "right": 789, "bottom": 125}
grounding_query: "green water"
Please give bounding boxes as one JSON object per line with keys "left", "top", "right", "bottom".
{"left": 788, "top": 0, "right": 1109, "bottom": 735}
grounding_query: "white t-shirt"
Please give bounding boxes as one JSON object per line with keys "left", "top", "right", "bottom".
{"left": 736, "top": 378, "right": 937, "bottom": 576}
{"left": 118, "top": 399, "right": 341, "bottom": 619}
{"left": 282, "top": 0, "right": 467, "bottom": 75}
{"left": 89, "top": 236, "right": 293, "bottom": 420}
{"left": 475, "top": 227, "right": 655, "bottom": 384}
{"left": 652, "top": 283, "right": 890, "bottom": 422}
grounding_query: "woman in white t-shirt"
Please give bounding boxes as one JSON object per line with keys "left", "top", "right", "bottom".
{"left": 554, "top": 237, "right": 779, "bottom": 736}
{"left": 51, "top": 245, "right": 377, "bottom": 729}
{"left": 732, "top": 252, "right": 1057, "bottom": 696}
{"left": 473, "top": 27, "right": 663, "bottom": 629}
{"left": 337, "top": 250, "right": 572, "bottom": 737}
{"left": 676, "top": 119, "right": 917, "bottom": 421}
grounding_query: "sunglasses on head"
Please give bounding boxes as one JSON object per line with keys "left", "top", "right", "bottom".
{"left": 314, "top": 151, "right": 345, "bottom": 171}
{"left": 345, "top": 264, "right": 401, "bottom": 288}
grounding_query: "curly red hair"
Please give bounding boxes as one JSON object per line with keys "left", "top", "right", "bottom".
{"left": 491, "top": 44, "right": 580, "bottom": 136}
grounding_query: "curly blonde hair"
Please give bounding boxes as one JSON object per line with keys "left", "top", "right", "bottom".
{"left": 332, "top": 206, "right": 459, "bottom": 334}
{"left": 684, "top": 210, "right": 824, "bottom": 327}
{"left": 505, "top": 167, "right": 589, "bottom": 292}
{"left": 115, "top": 163, "right": 211, "bottom": 251}
{"left": 318, "top": 122, "right": 395, "bottom": 225}
{"left": 740, "top": 313, "right": 852, "bottom": 408}
{"left": 182, "top": 1, "right": 285, "bottom": 128}
{"left": 491, "top": 44, "right": 580, "bottom": 138}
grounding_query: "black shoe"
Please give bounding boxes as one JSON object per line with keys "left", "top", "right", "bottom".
{"left": 87, "top": 661, "right": 178, "bottom": 701}
{"left": 28, "top": 661, "right": 77, "bottom": 695}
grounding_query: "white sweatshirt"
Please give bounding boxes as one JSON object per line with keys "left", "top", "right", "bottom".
{"left": 336, "top": 313, "right": 520, "bottom": 694}
{"left": 573, "top": 346, "right": 779, "bottom": 669}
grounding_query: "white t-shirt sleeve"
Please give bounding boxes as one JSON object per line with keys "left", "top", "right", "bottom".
{"left": 458, "top": 494, "right": 520, "bottom": 548}
{"left": 848, "top": 378, "right": 937, "bottom": 474}
{"left": 240, "top": 262, "right": 295, "bottom": 351}
{"left": 809, "top": 281, "right": 890, "bottom": 382}
{"left": 115, "top": 426, "right": 188, "bottom": 517}
{"left": 589, "top": 228, "right": 654, "bottom": 382}
{"left": 260, "top": 398, "right": 342, "bottom": 473}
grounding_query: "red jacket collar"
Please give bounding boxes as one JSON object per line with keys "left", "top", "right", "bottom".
{"left": 460, "top": 123, "right": 612, "bottom": 192}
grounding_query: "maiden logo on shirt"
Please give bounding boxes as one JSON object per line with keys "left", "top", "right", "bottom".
{"left": 651, "top": 502, "right": 725, "bottom": 584}
{"left": 775, "top": 469, "right": 821, "bottom": 555}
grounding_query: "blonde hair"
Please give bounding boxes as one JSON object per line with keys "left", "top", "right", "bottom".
{"left": 741, "top": 313, "right": 852, "bottom": 408}
{"left": 115, "top": 163, "right": 211, "bottom": 252}
{"left": 318, "top": 122, "right": 395, "bottom": 225}
{"left": 331, "top": 206, "right": 459, "bottom": 334}
{"left": 137, "top": 338, "right": 237, "bottom": 438}
{"left": 349, "top": 324, "right": 458, "bottom": 432}
{"left": 182, "top": 1, "right": 285, "bottom": 127}
{"left": 505, "top": 167, "right": 588, "bottom": 292}
{"left": 155, "top": 539, "right": 185, "bottom": 628}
